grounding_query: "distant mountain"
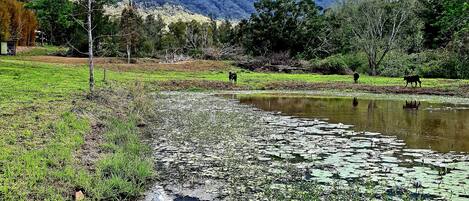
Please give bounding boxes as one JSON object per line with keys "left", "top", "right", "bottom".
{"left": 134, "top": 0, "right": 336, "bottom": 19}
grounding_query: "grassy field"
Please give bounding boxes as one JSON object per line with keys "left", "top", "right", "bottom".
{"left": 0, "top": 55, "right": 154, "bottom": 200}
{"left": 4, "top": 56, "right": 469, "bottom": 91}
{"left": 1, "top": 47, "right": 468, "bottom": 200}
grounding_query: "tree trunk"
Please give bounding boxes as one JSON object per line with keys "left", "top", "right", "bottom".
{"left": 127, "top": 43, "right": 131, "bottom": 64}
{"left": 87, "top": 0, "right": 95, "bottom": 95}
{"left": 368, "top": 57, "right": 378, "bottom": 76}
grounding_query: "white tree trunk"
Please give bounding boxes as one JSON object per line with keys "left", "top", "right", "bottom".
{"left": 87, "top": 0, "right": 95, "bottom": 94}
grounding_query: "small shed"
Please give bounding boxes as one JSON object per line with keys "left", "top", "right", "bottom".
{"left": 0, "top": 41, "right": 17, "bottom": 55}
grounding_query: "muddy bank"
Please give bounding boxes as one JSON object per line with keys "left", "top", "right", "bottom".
{"left": 154, "top": 80, "right": 469, "bottom": 97}
{"left": 144, "top": 92, "right": 469, "bottom": 200}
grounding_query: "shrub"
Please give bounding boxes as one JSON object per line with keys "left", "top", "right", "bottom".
{"left": 377, "top": 50, "right": 464, "bottom": 79}
{"left": 342, "top": 52, "right": 368, "bottom": 73}
{"left": 378, "top": 51, "right": 413, "bottom": 77}
{"left": 415, "top": 50, "right": 459, "bottom": 79}
{"left": 188, "top": 49, "right": 204, "bottom": 59}
{"left": 309, "top": 54, "right": 349, "bottom": 75}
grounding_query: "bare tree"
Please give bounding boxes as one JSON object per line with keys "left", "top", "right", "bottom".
{"left": 69, "top": 0, "right": 118, "bottom": 94}
{"left": 68, "top": 0, "right": 97, "bottom": 95}
{"left": 342, "top": 0, "right": 417, "bottom": 75}
{"left": 87, "top": 0, "right": 95, "bottom": 94}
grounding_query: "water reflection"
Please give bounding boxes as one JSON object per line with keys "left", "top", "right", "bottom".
{"left": 403, "top": 100, "right": 421, "bottom": 110}
{"left": 236, "top": 95, "right": 469, "bottom": 153}
{"left": 352, "top": 97, "right": 358, "bottom": 108}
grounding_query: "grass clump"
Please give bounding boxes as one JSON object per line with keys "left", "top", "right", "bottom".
{"left": 89, "top": 119, "right": 153, "bottom": 200}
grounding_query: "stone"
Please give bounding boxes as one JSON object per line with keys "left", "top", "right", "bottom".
{"left": 75, "top": 191, "right": 85, "bottom": 201}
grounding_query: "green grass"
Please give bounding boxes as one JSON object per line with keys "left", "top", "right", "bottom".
{"left": 2, "top": 58, "right": 467, "bottom": 96}
{"left": 0, "top": 57, "right": 154, "bottom": 200}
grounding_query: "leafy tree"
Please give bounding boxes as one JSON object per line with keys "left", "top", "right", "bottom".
{"left": 218, "top": 20, "right": 234, "bottom": 45}
{"left": 239, "top": 0, "right": 325, "bottom": 58}
{"left": 166, "top": 20, "right": 187, "bottom": 49}
{"left": 119, "top": 5, "right": 143, "bottom": 63}
{"left": 142, "top": 14, "right": 165, "bottom": 55}
{"left": 26, "top": 0, "right": 73, "bottom": 45}
{"left": 339, "top": 0, "right": 422, "bottom": 75}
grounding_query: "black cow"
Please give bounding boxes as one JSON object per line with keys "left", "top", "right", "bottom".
{"left": 404, "top": 75, "right": 422, "bottom": 87}
{"left": 353, "top": 73, "right": 360, "bottom": 83}
{"left": 229, "top": 72, "right": 237, "bottom": 83}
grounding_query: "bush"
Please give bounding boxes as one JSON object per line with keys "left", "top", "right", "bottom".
{"left": 309, "top": 54, "right": 350, "bottom": 75}
{"left": 378, "top": 51, "right": 413, "bottom": 77}
{"left": 343, "top": 53, "right": 368, "bottom": 73}
{"left": 188, "top": 49, "right": 204, "bottom": 59}
{"left": 415, "top": 50, "right": 459, "bottom": 79}
{"left": 377, "top": 50, "right": 465, "bottom": 79}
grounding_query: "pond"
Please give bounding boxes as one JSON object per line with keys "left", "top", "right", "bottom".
{"left": 146, "top": 92, "right": 469, "bottom": 200}
{"left": 234, "top": 94, "right": 469, "bottom": 153}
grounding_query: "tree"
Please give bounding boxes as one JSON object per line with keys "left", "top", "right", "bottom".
{"left": 26, "top": 0, "right": 73, "bottom": 45}
{"left": 239, "top": 0, "right": 325, "bottom": 58}
{"left": 418, "top": 0, "right": 469, "bottom": 48}
{"left": 167, "top": 20, "right": 187, "bottom": 49}
{"left": 341, "top": 0, "right": 421, "bottom": 75}
{"left": 119, "top": 5, "right": 143, "bottom": 63}
{"left": 67, "top": 0, "right": 116, "bottom": 94}
{"left": 218, "top": 20, "right": 234, "bottom": 45}
{"left": 0, "top": 0, "right": 38, "bottom": 45}
{"left": 142, "top": 14, "right": 165, "bottom": 55}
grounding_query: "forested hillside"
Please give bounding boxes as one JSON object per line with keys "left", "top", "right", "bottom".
{"left": 134, "top": 0, "right": 335, "bottom": 19}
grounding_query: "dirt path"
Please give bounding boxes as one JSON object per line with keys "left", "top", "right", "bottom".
{"left": 155, "top": 80, "right": 469, "bottom": 97}
{"left": 21, "top": 56, "right": 231, "bottom": 72}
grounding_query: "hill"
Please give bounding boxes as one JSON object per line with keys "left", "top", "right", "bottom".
{"left": 134, "top": 0, "right": 336, "bottom": 19}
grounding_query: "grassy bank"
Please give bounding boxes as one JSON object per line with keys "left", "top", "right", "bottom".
{"left": 0, "top": 55, "right": 155, "bottom": 199}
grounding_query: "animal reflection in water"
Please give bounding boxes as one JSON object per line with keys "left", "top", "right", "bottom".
{"left": 403, "top": 100, "right": 421, "bottom": 110}
{"left": 352, "top": 97, "right": 359, "bottom": 107}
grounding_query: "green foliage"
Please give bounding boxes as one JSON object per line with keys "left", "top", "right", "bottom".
{"left": 27, "top": 0, "right": 73, "bottom": 45}
{"left": 239, "top": 0, "right": 325, "bottom": 58}
{"left": 141, "top": 14, "right": 165, "bottom": 56}
{"left": 67, "top": 0, "right": 118, "bottom": 56}
{"left": 309, "top": 54, "right": 349, "bottom": 75}
{"left": 417, "top": 0, "right": 469, "bottom": 49}
{"left": 377, "top": 49, "right": 469, "bottom": 79}
{"left": 120, "top": 5, "right": 144, "bottom": 59}
{"left": 167, "top": 20, "right": 187, "bottom": 48}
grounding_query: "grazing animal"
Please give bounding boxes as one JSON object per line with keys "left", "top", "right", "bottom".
{"left": 404, "top": 75, "right": 422, "bottom": 87}
{"left": 353, "top": 72, "right": 360, "bottom": 83}
{"left": 403, "top": 100, "right": 421, "bottom": 110}
{"left": 228, "top": 72, "right": 237, "bottom": 83}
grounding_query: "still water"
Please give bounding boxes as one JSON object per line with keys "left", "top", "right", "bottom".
{"left": 235, "top": 94, "right": 469, "bottom": 153}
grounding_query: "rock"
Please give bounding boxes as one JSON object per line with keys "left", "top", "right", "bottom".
{"left": 75, "top": 191, "right": 85, "bottom": 201}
